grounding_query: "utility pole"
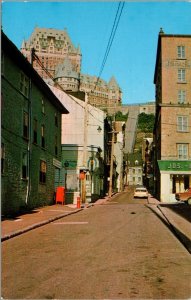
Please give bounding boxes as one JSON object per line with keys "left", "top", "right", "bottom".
{"left": 81, "top": 92, "right": 88, "bottom": 203}
{"left": 108, "top": 123, "right": 115, "bottom": 198}
{"left": 108, "top": 99, "right": 117, "bottom": 198}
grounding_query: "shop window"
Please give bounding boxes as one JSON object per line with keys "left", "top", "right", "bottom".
{"left": 177, "top": 144, "right": 188, "bottom": 159}
{"left": 23, "top": 111, "right": 29, "bottom": 139}
{"left": 39, "top": 160, "right": 46, "bottom": 183}
{"left": 172, "top": 175, "right": 189, "bottom": 193}
{"left": 22, "top": 153, "right": 28, "bottom": 179}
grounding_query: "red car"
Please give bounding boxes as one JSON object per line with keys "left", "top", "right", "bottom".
{"left": 175, "top": 188, "right": 191, "bottom": 205}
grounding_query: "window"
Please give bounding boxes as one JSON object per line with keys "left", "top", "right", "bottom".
{"left": 22, "top": 153, "right": 28, "bottom": 179}
{"left": 1, "top": 143, "right": 5, "bottom": 174}
{"left": 177, "top": 116, "right": 189, "bottom": 132}
{"left": 177, "top": 144, "right": 188, "bottom": 160}
{"left": 41, "top": 125, "right": 45, "bottom": 148}
{"left": 178, "top": 90, "right": 186, "bottom": 104}
{"left": 55, "top": 135, "right": 58, "bottom": 156}
{"left": 23, "top": 112, "right": 29, "bottom": 139}
{"left": 42, "top": 98, "right": 45, "bottom": 114}
{"left": 55, "top": 112, "right": 58, "bottom": 127}
{"left": 33, "top": 119, "right": 38, "bottom": 144}
{"left": 39, "top": 160, "right": 46, "bottom": 183}
{"left": 178, "top": 69, "right": 186, "bottom": 82}
{"left": 177, "top": 46, "right": 185, "bottom": 59}
{"left": 20, "top": 72, "right": 29, "bottom": 97}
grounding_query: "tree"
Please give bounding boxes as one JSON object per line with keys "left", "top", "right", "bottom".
{"left": 137, "top": 113, "right": 155, "bottom": 133}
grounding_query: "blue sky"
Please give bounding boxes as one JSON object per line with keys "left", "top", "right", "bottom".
{"left": 2, "top": 1, "right": 191, "bottom": 104}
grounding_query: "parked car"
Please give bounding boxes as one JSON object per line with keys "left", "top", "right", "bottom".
{"left": 175, "top": 188, "right": 191, "bottom": 205}
{"left": 134, "top": 187, "right": 148, "bottom": 199}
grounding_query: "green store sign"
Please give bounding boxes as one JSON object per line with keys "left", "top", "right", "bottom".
{"left": 158, "top": 160, "right": 191, "bottom": 172}
{"left": 62, "top": 160, "right": 77, "bottom": 168}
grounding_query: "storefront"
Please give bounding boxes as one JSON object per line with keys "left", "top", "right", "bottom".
{"left": 158, "top": 160, "right": 191, "bottom": 202}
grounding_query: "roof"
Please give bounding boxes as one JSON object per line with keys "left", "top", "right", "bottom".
{"left": 2, "top": 31, "right": 69, "bottom": 114}
{"left": 55, "top": 57, "right": 80, "bottom": 80}
{"left": 22, "top": 27, "right": 81, "bottom": 55}
{"left": 108, "top": 76, "right": 119, "bottom": 89}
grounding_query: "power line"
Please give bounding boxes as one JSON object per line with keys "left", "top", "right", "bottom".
{"left": 92, "top": 2, "right": 125, "bottom": 93}
{"left": 32, "top": 50, "right": 105, "bottom": 123}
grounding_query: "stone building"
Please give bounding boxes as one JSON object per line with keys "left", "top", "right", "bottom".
{"left": 1, "top": 31, "right": 68, "bottom": 215}
{"left": 79, "top": 75, "right": 122, "bottom": 109}
{"left": 21, "top": 27, "right": 81, "bottom": 80}
{"left": 153, "top": 29, "right": 191, "bottom": 202}
{"left": 125, "top": 151, "right": 143, "bottom": 187}
{"left": 21, "top": 27, "right": 122, "bottom": 109}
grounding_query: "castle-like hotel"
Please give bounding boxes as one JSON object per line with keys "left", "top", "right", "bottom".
{"left": 21, "top": 27, "right": 122, "bottom": 109}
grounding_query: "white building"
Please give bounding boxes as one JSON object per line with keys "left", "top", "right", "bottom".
{"left": 49, "top": 85, "right": 105, "bottom": 203}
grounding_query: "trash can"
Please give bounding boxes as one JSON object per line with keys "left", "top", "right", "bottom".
{"left": 56, "top": 186, "right": 65, "bottom": 205}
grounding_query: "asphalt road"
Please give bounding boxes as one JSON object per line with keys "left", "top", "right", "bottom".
{"left": 2, "top": 190, "right": 191, "bottom": 299}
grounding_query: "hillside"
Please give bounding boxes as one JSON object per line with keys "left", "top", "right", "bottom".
{"left": 134, "top": 113, "right": 155, "bottom": 153}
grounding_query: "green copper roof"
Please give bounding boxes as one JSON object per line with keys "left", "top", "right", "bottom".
{"left": 55, "top": 57, "right": 79, "bottom": 79}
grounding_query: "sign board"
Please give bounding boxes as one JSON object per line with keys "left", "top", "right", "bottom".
{"left": 158, "top": 160, "right": 191, "bottom": 172}
{"left": 53, "top": 158, "right": 62, "bottom": 168}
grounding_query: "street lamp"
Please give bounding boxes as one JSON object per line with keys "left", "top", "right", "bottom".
{"left": 97, "top": 126, "right": 102, "bottom": 133}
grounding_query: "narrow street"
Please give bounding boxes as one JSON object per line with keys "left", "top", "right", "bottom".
{"left": 2, "top": 189, "right": 191, "bottom": 299}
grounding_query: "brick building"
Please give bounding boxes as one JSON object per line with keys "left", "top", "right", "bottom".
{"left": 154, "top": 29, "right": 191, "bottom": 202}
{"left": 21, "top": 27, "right": 122, "bottom": 109}
{"left": 1, "top": 31, "right": 68, "bottom": 215}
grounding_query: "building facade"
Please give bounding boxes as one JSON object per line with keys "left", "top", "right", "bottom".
{"left": 114, "top": 121, "right": 126, "bottom": 192}
{"left": 21, "top": 27, "right": 122, "bottom": 109}
{"left": 21, "top": 27, "right": 82, "bottom": 80}
{"left": 142, "top": 138, "right": 154, "bottom": 191}
{"left": 154, "top": 29, "right": 191, "bottom": 202}
{"left": 1, "top": 31, "right": 68, "bottom": 215}
{"left": 48, "top": 85, "right": 105, "bottom": 204}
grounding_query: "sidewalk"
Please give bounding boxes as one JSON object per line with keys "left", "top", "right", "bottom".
{"left": 147, "top": 194, "right": 191, "bottom": 253}
{"left": 1, "top": 196, "right": 111, "bottom": 242}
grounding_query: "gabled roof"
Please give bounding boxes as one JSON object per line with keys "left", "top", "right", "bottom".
{"left": 2, "top": 31, "right": 69, "bottom": 114}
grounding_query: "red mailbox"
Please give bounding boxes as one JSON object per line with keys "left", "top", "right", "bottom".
{"left": 56, "top": 186, "right": 65, "bottom": 205}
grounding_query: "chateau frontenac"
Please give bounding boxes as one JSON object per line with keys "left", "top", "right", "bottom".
{"left": 21, "top": 27, "right": 122, "bottom": 109}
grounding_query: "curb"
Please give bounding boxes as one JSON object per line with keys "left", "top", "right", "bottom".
{"left": 146, "top": 203, "right": 191, "bottom": 254}
{"left": 1, "top": 199, "right": 107, "bottom": 242}
{"left": 1, "top": 208, "right": 83, "bottom": 242}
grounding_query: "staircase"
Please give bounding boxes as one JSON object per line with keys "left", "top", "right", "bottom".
{"left": 124, "top": 106, "right": 139, "bottom": 154}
